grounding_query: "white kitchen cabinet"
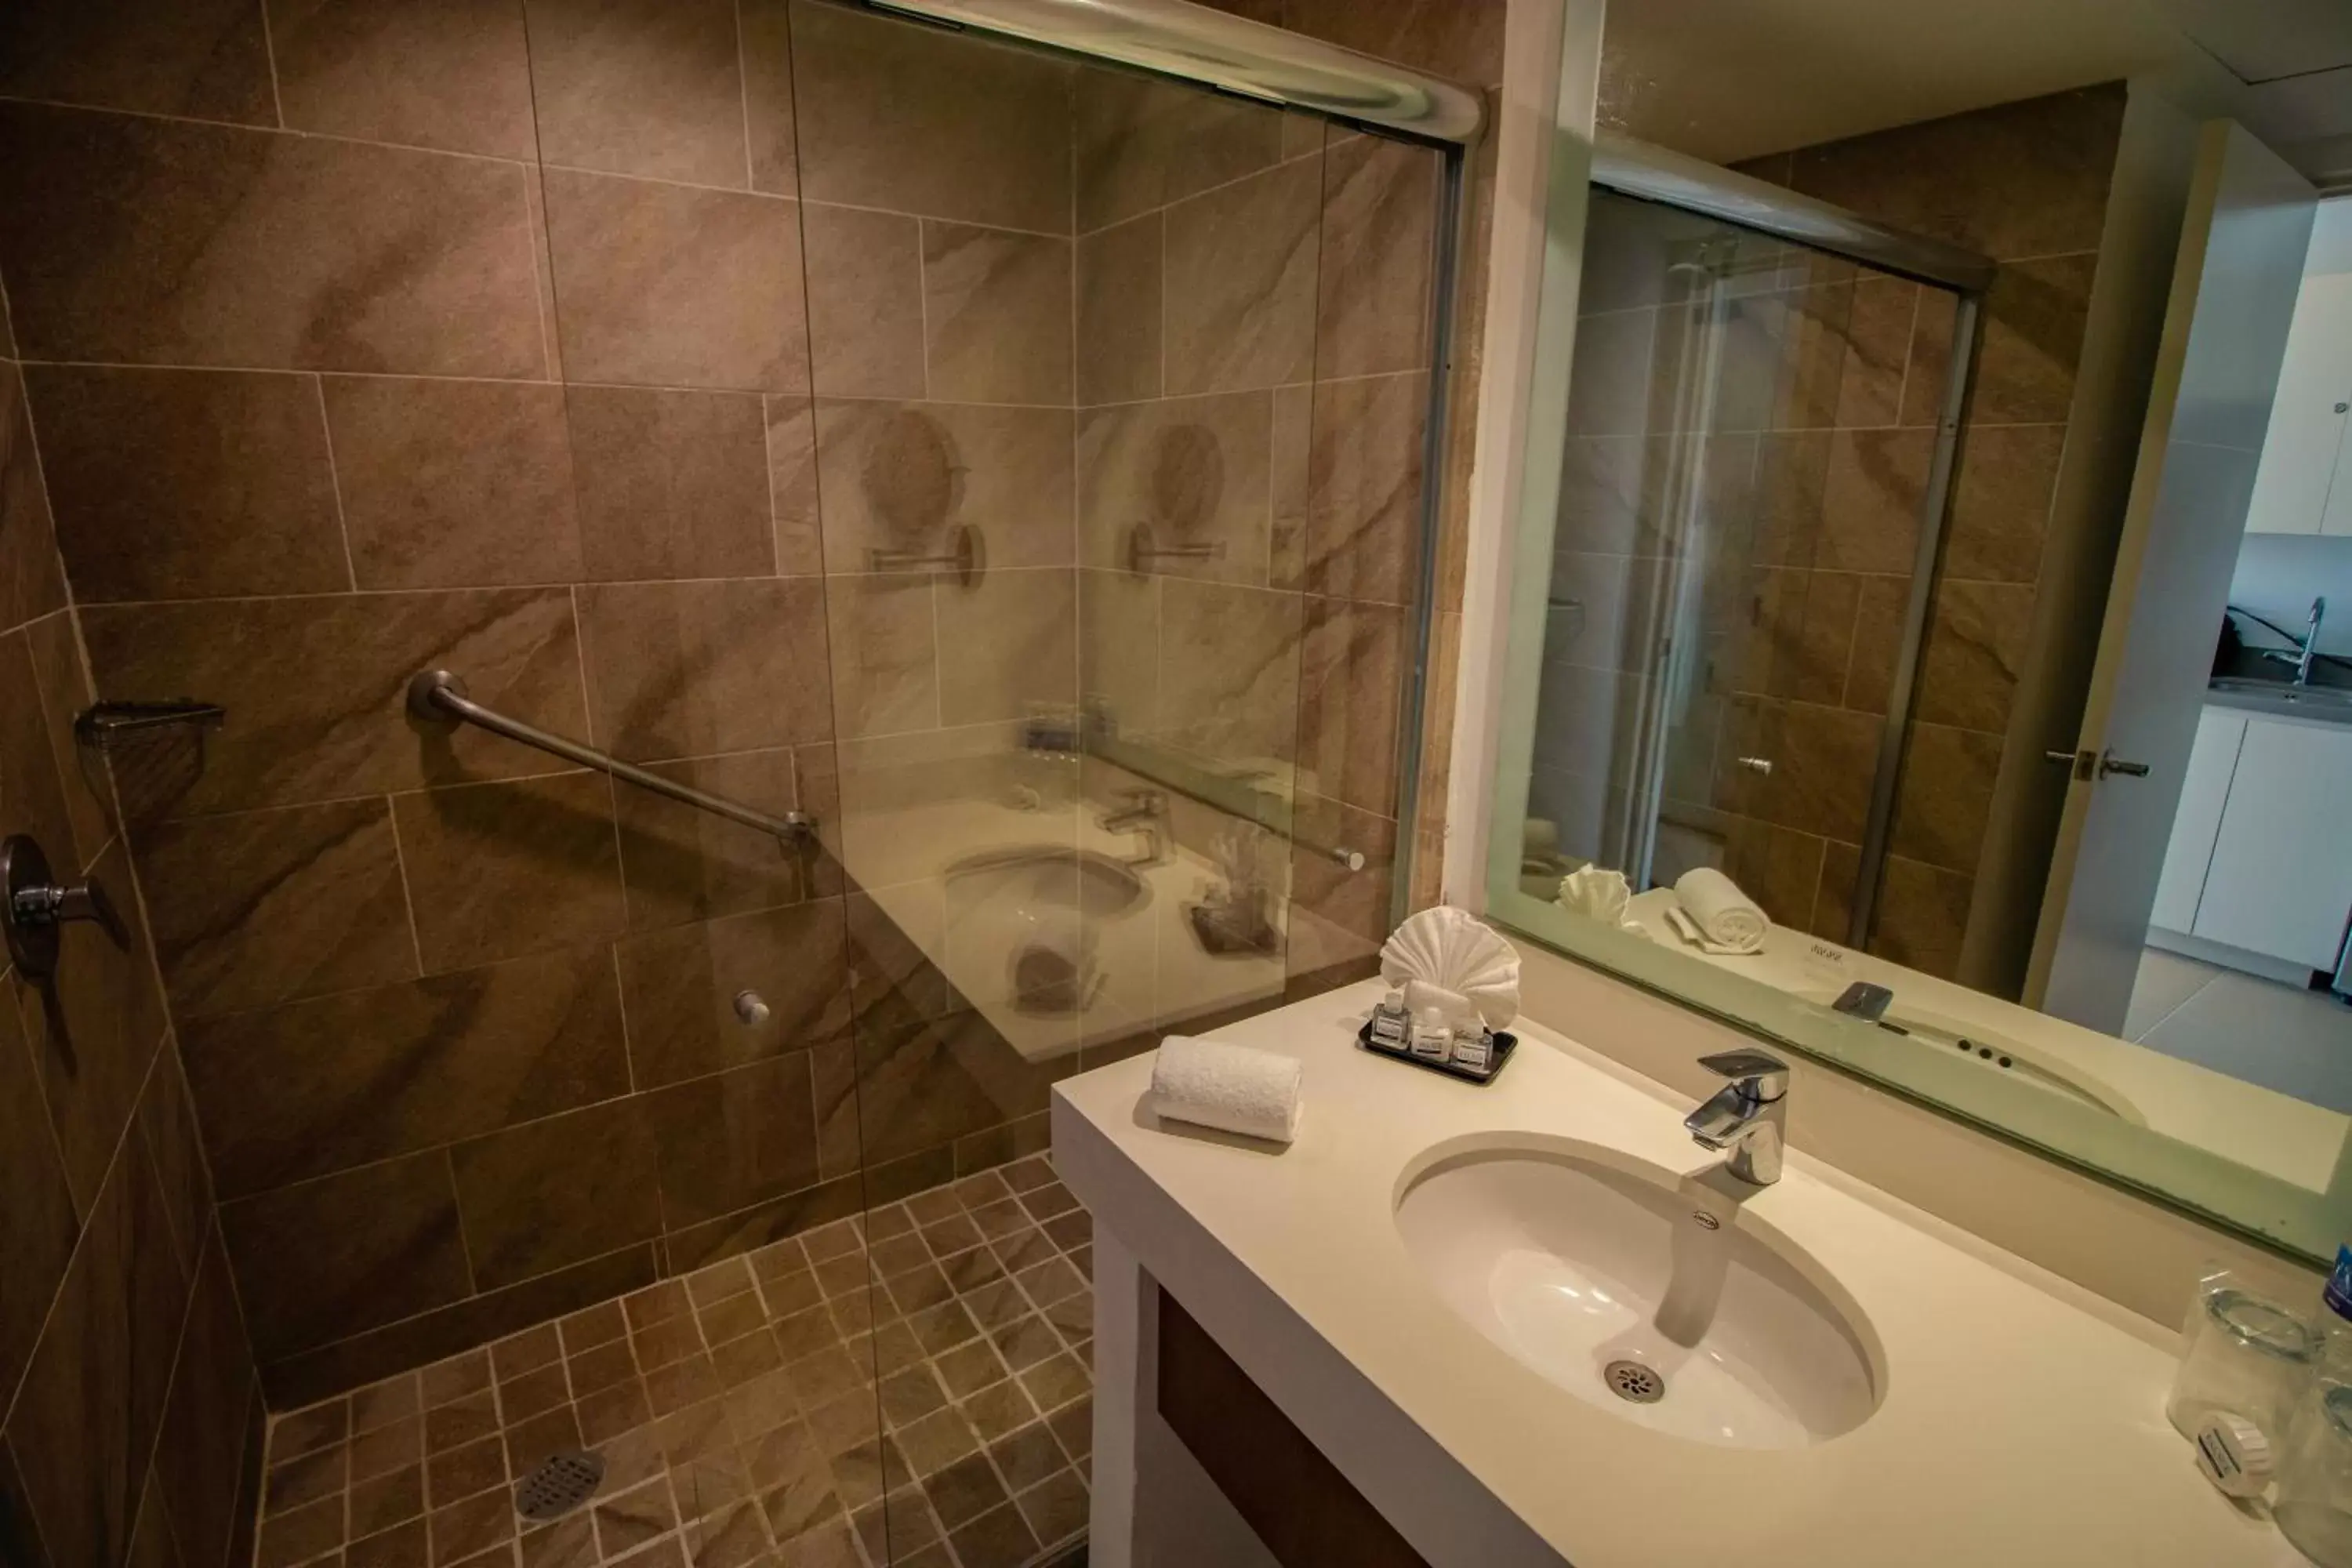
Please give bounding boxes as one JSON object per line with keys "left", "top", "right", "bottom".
{"left": 2151, "top": 710, "right": 2247, "bottom": 931}
{"left": 2191, "top": 714, "right": 2352, "bottom": 969}
{"left": 2248, "top": 270, "right": 2352, "bottom": 536}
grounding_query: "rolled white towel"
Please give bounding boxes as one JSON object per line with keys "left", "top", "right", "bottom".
{"left": 1670, "top": 867, "right": 1767, "bottom": 954}
{"left": 1150, "top": 1035, "right": 1302, "bottom": 1145}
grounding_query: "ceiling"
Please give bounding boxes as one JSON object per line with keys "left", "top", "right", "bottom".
{"left": 1599, "top": 0, "right": 2352, "bottom": 186}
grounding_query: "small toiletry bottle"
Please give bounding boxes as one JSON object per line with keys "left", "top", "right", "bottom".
{"left": 1450, "top": 1026, "right": 1493, "bottom": 1074}
{"left": 1368, "top": 988, "right": 1411, "bottom": 1050}
{"left": 1409, "top": 1008, "right": 1452, "bottom": 1062}
{"left": 2318, "top": 1246, "right": 2352, "bottom": 1368}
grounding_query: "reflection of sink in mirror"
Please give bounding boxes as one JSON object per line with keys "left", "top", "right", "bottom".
{"left": 1804, "top": 993, "right": 2147, "bottom": 1125}
{"left": 1396, "top": 1140, "right": 1880, "bottom": 1449}
{"left": 944, "top": 848, "right": 1152, "bottom": 1018}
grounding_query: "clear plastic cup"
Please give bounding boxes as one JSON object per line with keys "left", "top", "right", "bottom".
{"left": 2165, "top": 1286, "right": 2320, "bottom": 1443}
{"left": 2278, "top": 1381, "right": 2352, "bottom": 1566}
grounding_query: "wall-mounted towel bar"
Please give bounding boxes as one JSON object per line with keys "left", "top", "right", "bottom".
{"left": 406, "top": 670, "right": 815, "bottom": 844}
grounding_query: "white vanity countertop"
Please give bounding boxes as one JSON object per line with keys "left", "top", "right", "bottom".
{"left": 1052, "top": 978, "right": 2307, "bottom": 1568}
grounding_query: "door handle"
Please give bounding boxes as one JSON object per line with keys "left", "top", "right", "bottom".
{"left": 2097, "top": 750, "right": 2151, "bottom": 779}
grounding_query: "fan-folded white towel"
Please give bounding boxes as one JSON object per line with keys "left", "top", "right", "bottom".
{"left": 1150, "top": 1035, "right": 1302, "bottom": 1145}
{"left": 1671, "top": 868, "right": 1767, "bottom": 954}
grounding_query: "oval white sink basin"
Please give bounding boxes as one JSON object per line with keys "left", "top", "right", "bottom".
{"left": 1396, "top": 1140, "right": 1882, "bottom": 1449}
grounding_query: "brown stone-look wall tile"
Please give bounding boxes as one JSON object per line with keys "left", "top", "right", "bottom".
{"left": 567, "top": 387, "right": 775, "bottom": 581}
{"left": 768, "top": 395, "right": 823, "bottom": 575}
{"left": 12, "top": 839, "right": 170, "bottom": 1218}
{"left": 522, "top": 0, "right": 750, "bottom": 187}
{"left": 644, "top": 1054, "right": 823, "bottom": 1227}
{"left": 154, "top": 1228, "right": 257, "bottom": 1568}
{"left": 845, "top": 1012, "right": 1052, "bottom": 1168}
{"left": 800, "top": 203, "right": 927, "bottom": 400}
{"left": 1156, "top": 577, "right": 1302, "bottom": 767}
{"left": 615, "top": 898, "right": 851, "bottom": 1088}
{"left": 577, "top": 578, "right": 833, "bottom": 760}
{"left": 0, "top": 362, "right": 68, "bottom": 633}
{"left": 449, "top": 1101, "right": 662, "bottom": 1288}
{"left": 0, "top": 630, "right": 78, "bottom": 887}
{"left": 136, "top": 1040, "right": 215, "bottom": 1279}
{"left": 923, "top": 224, "right": 1074, "bottom": 406}
{"left": 1814, "top": 429, "right": 1929, "bottom": 576}
{"left": 1834, "top": 277, "right": 1919, "bottom": 428}
{"left": 0, "top": 0, "right": 277, "bottom": 124}
{"left": 1305, "top": 372, "right": 1427, "bottom": 604}
{"left": 1971, "top": 253, "right": 2095, "bottom": 426}
{"left": 220, "top": 1152, "right": 471, "bottom": 1357}
{"left": 23, "top": 612, "right": 116, "bottom": 869}
{"left": 1315, "top": 132, "right": 1436, "bottom": 381}
{"left": 181, "top": 946, "right": 628, "bottom": 1197}
{"left": 658, "top": 1175, "right": 857, "bottom": 1276}
{"left": 1721, "top": 818, "right": 1830, "bottom": 931}
{"left": 393, "top": 771, "right": 626, "bottom": 972}
{"left": 1297, "top": 597, "right": 1404, "bottom": 819}
{"left": 1716, "top": 696, "right": 1878, "bottom": 844}
{"left": 825, "top": 574, "right": 940, "bottom": 739}
{"left": 136, "top": 798, "right": 419, "bottom": 1019}
{"left": 267, "top": 0, "right": 539, "bottom": 158}
{"left": 0, "top": 978, "right": 78, "bottom": 1414}
{"left": 4, "top": 1114, "right": 188, "bottom": 1568}
{"left": 1842, "top": 574, "right": 1911, "bottom": 716}
{"left": 1913, "top": 579, "right": 2036, "bottom": 734}
{"left": 1076, "top": 216, "right": 1163, "bottom": 408}
{"left": 1073, "top": 72, "right": 1282, "bottom": 234}
{"left": 541, "top": 169, "right": 808, "bottom": 393}
{"left": 739, "top": 0, "right": 800, "bottom": 196}
{"left": 1869, "top": 854, "right": 1974, "bottom": 982}
{"left": 787, "top": 0, "right": 1072, "bottom": 233}
{"left": 1276, "top": 0, "right": 1506, "bottom": 89}
{"left": 29, "top": 366, "right": 349, "bottom": 603}
{"left": 80, "top": 588, "right": 587, "bottom": 815}
{"left": 935, "top": 570, "right": 1078, "bottom": 727}
{"left": 1944, "top": 424, "right": 2067, "bottom": 584}
{"left": 1077, "top": 393, "right": 1267, "bottom": 582}
{"left": 815, "top": 401, "right": 1075, "bottom": 573}
{"left": 0, "top": 104, "right": 546, "bottom": 376}
{"left": 1163, "top": 159, "right": 1320, "bottom": 395}
{"left": 323, "top": 376, "right": 583, "bottom": 590}
{"left": 613, "top": 748, "right": 817, "bottom": 927}
{"left": 258, "top": 1242, "right": 656, "bottom": 1408}
{"left": 1889, "top": 722, "right": 2002, "bottom": 873}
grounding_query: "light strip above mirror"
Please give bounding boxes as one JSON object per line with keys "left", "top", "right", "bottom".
{"left": 866, "top": 0, "right": 1486, "bottom": 144}
{"left": 1592, "top": 132, "right": 1998, "bottom": 292}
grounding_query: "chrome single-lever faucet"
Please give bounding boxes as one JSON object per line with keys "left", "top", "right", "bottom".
{"left": 1098, "top": 787, "right": 1169, "bottom": 868}
{"left": 1684, "top": 1048, "right": 1789, "bottom": 1185}
{"left": 2263, "top": 595, "right": 2328, "bottom": 688}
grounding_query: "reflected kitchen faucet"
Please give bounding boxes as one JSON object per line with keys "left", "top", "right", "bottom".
{"left": 2263, "top": 595, "right": 2328, "bottom": 688}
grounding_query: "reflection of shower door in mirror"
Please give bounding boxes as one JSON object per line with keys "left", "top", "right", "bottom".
{"left": 1533, "top": 189, "right": 1963, "bottom": 942}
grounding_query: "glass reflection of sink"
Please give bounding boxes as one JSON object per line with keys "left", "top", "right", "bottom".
{"left": 1396, "top": 1140, "right": 1881, "bottom": 1450}
{"left": 943, "top": 848, "right": 1150, "bottom": 917}
{"left": 1806, "top": 993, "right": 2147, "bottom": 1124}
{"left": 2209, "top": 677, "right": 2352, "bottom": 716}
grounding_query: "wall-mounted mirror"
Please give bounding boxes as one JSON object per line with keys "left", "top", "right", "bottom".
{"left": 1486, "top": 0, "right": 2352, "bottom": 1260}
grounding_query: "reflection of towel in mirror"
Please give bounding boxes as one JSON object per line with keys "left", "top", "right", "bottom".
{"left": 1668, "top": 869, "right": 1766, "bottom": 955}
{"left": 1557, "top": 865, "right": 1638, "bottom": 928}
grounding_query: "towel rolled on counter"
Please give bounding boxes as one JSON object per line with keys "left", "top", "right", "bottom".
{"left": 1668, "top": 867, "right": 1768, "bottom": 954}
{"left": 1150, "top": 1035, "right": 1302, "bottom": 1145}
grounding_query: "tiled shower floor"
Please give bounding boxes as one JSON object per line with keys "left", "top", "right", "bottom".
{"left": 253, "top": 1156, "right": 1096, "bottom": 1568}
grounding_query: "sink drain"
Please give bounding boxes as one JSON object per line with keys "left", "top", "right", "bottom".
{"left": 1603, "top": 1359, "right": 1665, "bottom": 1403}
{"left": 515, "top": 1450, "right": 604, "bottom": 1523}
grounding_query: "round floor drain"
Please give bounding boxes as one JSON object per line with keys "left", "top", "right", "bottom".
{"left": 1603, "top": 1359, "right": 1666, "bottom": 1403}
{"left": 515, "top": 1450, "right": 604, "bottom": 1523}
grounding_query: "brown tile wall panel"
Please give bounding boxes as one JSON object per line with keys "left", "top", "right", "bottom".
{"left": 521, "top": 0, "right": 750, "bottom": 187}
{"left": 448, "top": 1100, "right": 663, "bottom": 1287}
{"left": 539, "top": 169, "right": 808, "bottom": 393}
{"left": 27, "top": 365, "right": 350, "bottom": 601}
{"left": 80, "top": 589, "right": 589, "bottom": 815}
{"left": 576, "top": 578, "right": 833, "bottom": 761}
{"left": 814, "top": 401, "right": 1075, "bottom": 574}
{"left": 615, "top": 898, "right": 853, "bottom": 1088}
{"left": 1076, "top": 216, "right": 1164, "bottom": 407}
{"left": 1161, "top": 160, "right": 1321, "bottom": 395}
{"left": 267, "top": 0, "right": 540, "bottom": 158}
{"left": 739, "top": 0, "right": 800, "bottom": 197}
{"left": 1314, "top": 132, "right": 1437, "bottom": 381}
{"left": 1073, "top": 72, "right": 1283, "bottom": 234}
{"left": 644, "top": 1055, "right": 825, "bottom": 1228}
{"left": 0, "top": 972, "right": 78, "bottom": 1413}
{"left": 321, "top": 376, "right": 583, "bottom": 590}
{"left": 220, "top": 1152, "right": 474, "bottom": 1357}
{"left": 154, "top": 1229, "right": 258, "bottom": 1568}
{"left": 612, "top": 749, "right": 815, "bottom": 928}
{"left": 136, "top": 799, "right": 419, "bottom": 1019}
{"left": 921, "top": 223, "right": 1075, "bottom": 406}
{"left": 391, "top": 771, "right": 627, "bottom": 972}
{"left": 787, "top": 0, "right": 1073, "bottom": 233}
{"left": 0, "top": 0, "right": 278, "bottom": 123}
{"left": 800, "top": 202, "right": 928, "bottom": 400}
{"left": 0, "top": 104, "right": 546, "bottom": 376}
{"left": 180, "top": 946, "right": 630, "bottom": 1197}
{"left": 567, "top": 386, "right": 776, "bottom": 582}
{"left": 137, "top": 1040, "right": 216, "bottom": 1279}
{"left": 24, "top": 610, "right": 118, "bottom": 869}
{"left": 0, "top": 363, "right": 67, "bottom": 635}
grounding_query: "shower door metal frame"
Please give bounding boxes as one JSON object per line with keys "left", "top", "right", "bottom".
{"left": 1585, "top": 134, "right": 1994, "bottom": 949}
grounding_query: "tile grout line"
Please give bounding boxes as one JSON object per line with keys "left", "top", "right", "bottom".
{"left": 309, "top": 374, "right": 360, "bottom": 591}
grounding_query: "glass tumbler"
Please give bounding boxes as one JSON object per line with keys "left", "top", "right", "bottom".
{"left": 2166, "top": 1286, "right": 2321, "bottom": 1443}
{"left": 2278, "top": 1381, "right": 2352, "bottom": 1566}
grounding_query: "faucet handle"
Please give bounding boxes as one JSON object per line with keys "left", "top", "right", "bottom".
{"left": 1697, "top": 1048, "right": 1788, "bottom": 1101}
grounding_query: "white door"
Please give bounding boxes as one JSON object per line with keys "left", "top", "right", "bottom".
{"left": 2246, "top": 267, "right": 2352, "bottom": 535}
{"left": 2028, "top": 122, "right": 2318, "bottom": 1033}
{"left": 2192, "top": 718, "right": 2352, "bottom": 970}
{"left": 2147, "top": 708, "right": 2245, "bottom": 933}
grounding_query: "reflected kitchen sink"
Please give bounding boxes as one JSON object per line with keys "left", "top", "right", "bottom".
{"left": 1396, "top": 1141, "right": 1880, "bottom": 1449}
{"left": 2209, "top": 676, "right": 2352, "bottom": 720}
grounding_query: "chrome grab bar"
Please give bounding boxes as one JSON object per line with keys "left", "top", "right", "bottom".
{"left": 406, "top": 670, "right": 815, "bottom": 844}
